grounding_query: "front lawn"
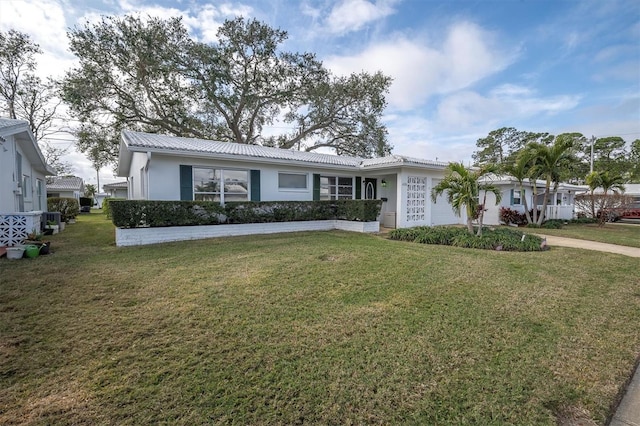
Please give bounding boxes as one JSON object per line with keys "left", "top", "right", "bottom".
{"left": 526, "top": 222, "right": 640, "bottom": 248}
{"left": 1, "top": 212, "right": 639, "bottom": 424}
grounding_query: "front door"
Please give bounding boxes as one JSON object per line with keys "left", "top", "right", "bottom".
{"left": 364, "top": 178, "right": 377, "bottom": 199}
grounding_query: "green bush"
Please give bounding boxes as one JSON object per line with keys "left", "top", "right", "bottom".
{"left": 102, "top": 197, "right": 126, "bottom": 219}
{"left": 110, "top": 200, "right": 383, "bottom": 228}
{"left": 389, "top": 226, "right": 546, "bottom": 252}
{"left": 541, "top": 219, "right": 564, "bottom": 229}
{"left": 47, "top": 197, "right": 80, "bottom": 222}
{"left": 570, "top": 217, "right": 597, "bottom": 224}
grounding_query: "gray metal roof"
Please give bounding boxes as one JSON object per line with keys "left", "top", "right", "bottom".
{"left": 123, "top": 131, "right": 361, "bottom": 167}
{"left": 121, "top": 131, "right": 447, "bottom": 171}
{"left": 103, "top": 181, "right": 128, "bottom": 189}
{"left": 47, "top": 176, "right": 84, "bottom": 191}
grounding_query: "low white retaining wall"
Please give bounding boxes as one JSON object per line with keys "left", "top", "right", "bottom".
{"left": 115, "top": 220, "right": 380, "bottom": 247}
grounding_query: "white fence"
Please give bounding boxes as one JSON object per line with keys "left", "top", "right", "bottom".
{"left": 116, "top": 220, "right": 380, "bottom": 247}
{"left": 0, "top": 211, "right": 43, "bottom": 247}
{"left": 540, "top": 205, "right": 574, "bottom": 220}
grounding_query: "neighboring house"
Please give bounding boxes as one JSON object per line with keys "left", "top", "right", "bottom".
{"left": 47, "top": 176, "right": 84, "bottom": 200}
{"left": 103, "top": 181, "right": 129, "bottom": 199}
{"left": 479, "top": 175, "right": 586, "bottom": 225}
{"left": 93, "top": 192, "right": 109, "bottom": 208}
{"left": 623, "top": 184, "right": 640, "bottom": 206}
{"left": 117, "top": 130, "right": 466, "bottom": 229}
{"left": 0, "top": 118, "right": 55, "bottom": 213}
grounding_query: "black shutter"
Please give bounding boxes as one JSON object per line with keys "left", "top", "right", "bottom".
{"left": 355, "top": 177, "right": 362, "bottom": 199}
{"left": 313, "top": 174, "right": 321, "bottom": 201}
{"left": 179, "top": 165, "right": 193, "bottom": 200}
{"left": 250, "top": 170, "right": 260, "bottom": 201}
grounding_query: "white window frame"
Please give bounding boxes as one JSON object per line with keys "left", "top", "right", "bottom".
{"left": 320, "top": 175, "right": 354, "bottom": 200}
{"left": 278, "top": 172, "right": 308, "bottom": 192}
{"left": 23, "top": 175, "right": 32, "bottom": 200}
{"left": 193, "top": 167, "right": 249, "bottom": 205}
{"left": 512, "top": 189, "right": 522, "bottom": 206}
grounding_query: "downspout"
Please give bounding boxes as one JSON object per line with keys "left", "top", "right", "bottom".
{"left": 145, "top": 152, "right": 151, "bottom": 200}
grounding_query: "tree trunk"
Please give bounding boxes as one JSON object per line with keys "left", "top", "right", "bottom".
{"left": 466, "top": 204, "right": 474, "bottom": 234}
{"left": 521, "top": 182, "right": 532, "bottom": 224}
{"left": 537, "top": 179, "right": 551, "bottom": 225}
{"left": 531, "top": 184, "right": 538, "bottom": 224}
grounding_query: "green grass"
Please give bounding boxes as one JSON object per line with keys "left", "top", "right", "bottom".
{"left": 526, "top": 223, "right": 640, "bottom": 248}
{"left": 1, "top": 212, "right": 639, "bottom": 424}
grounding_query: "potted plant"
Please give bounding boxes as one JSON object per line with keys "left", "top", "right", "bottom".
{"left": 44, "top": 220, "right": 59, "bottom": 235}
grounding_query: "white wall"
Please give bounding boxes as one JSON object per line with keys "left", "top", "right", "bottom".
{"left": 395, "top": 169, "right": 462, "bottom": 229}
{"left": 0, "top": 134, "right": 46, "bottom": 213}
{"left": 0, "top": 134, "right": 17, "bottom": 212}
{"left": 145, "top": 153, "right": 361, "bottom": 202}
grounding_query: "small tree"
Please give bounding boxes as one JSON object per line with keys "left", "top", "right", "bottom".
{"left": 585, "top": 170, "right": 626, "bottom": 225}
{"left": 431, "top": 162, "right": 502, "bottom": 236}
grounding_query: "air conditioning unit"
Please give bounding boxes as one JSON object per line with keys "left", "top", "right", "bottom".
{"left": 13, "top": 181, "right": 22, "bottom": 195}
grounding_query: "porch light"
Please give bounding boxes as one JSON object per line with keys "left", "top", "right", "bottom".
{"left": 381, "top": 179, "right": 387, "bottom": 188}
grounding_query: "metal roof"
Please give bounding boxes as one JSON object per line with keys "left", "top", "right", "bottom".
{"left": 103, "top": 181, "right": 128, "bottom": 189}
{"left": 119, "top": 131, "right": 448, "bottom": 172}
{"left": 47, "top": 176, "right": 84, "bottom": 191}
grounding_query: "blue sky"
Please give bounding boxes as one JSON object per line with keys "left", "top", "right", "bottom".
{"left": 1, "top": 0, "right": 638, "bottom": 187}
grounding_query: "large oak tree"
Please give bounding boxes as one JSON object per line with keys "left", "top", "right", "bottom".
{"left": 62, "top": 15, "right": 392, "bottom": 165}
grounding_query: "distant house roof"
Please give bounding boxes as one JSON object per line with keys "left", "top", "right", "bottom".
{"left": 47, "top": 176, "right": 84, "bottom": 192}
{"left": 117, "top": 130, "right": 448, "bottom": 176}
{"left": 480, "top": 174, "right": 587, "bottom": 192}
{"left": 103, "top": 181, "right": 128, "bottom": 189}
{"left": 0, "top": 118, "right": 55, "bottom": 175}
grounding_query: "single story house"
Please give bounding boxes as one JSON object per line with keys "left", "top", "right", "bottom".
{"left": 479, "top": 175, "right": 587, "bottom": 225}
{"left": 47, "top": 176, "right": 84, "bottom": 200}
{"left": 103, "top": 181, "right": 129, "bottom": 199}
{"left": 116, "top": 131, "right": 467, "bottom": 229}
{"left": 0, "top": 118, "right": 54, "bottom": 213}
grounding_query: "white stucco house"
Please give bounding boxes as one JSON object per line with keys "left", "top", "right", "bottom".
{"left": 0, "top": 118, "right": 54, "bottom": 213}
{"left": 46, "top": 176, "right": 84, "bottom": 200}
{"left": 116, "top": 131, "right": 466, "bottom": 229}
{"left": 479, "top": 175, "right": 587, "bottom": 225}
{"left": 103, "top": 181, "right": 129, "bottom": 199}
{"left": 0, "top": 118, "right": 56, "bottom": 247}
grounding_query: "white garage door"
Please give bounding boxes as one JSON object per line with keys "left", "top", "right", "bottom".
{"left": 431, "top": 179, "right": 460, "bottom": 225}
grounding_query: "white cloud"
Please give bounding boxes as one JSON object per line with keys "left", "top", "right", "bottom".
{"left": 325, "top": 0, "right": 397, "bottom": 35}
{"left": 325, "top": 21, "right": 515, "bottom": 110}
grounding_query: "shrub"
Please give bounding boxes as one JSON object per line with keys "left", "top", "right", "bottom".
{"left": 389, "top": 226, "right": 546, "bottom": 252}
{"left": 499, "top": 207, "right": 527, "bottom": 226}
{"left": 47, "top": 197, "right": 80, "bottom": 222}
{"left": 110, "top": 200, "right": 383, "bottom": 228}
{"left": 541, "top": 219, "right": 564, "bottom": 229}
{"left": 570, "top": 217, "right": 597, "bottom": 224}
{"left": 102, "top": 197, "right": 126, "bottom": 219}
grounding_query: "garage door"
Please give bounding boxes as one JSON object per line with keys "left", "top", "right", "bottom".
{"left": 431, "top": 179, "right": 460, "bottom": 225}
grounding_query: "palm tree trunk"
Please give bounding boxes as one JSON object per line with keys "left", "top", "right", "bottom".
{"left": 466, "top": 205, "right": 474, "bottom": 234}
{"left": 531, "top": 184, "right": 538, "bottom": 224}
{"left": 521, "top": 182, "right": 532, "bottom": 224}
{"left": 537, "top": 179, "right": 551, "bottom": 225}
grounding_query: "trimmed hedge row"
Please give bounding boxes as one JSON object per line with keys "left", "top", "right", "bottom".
{"left": 389, "top": 226, "right": 546, "bottom": 252}
{"left": 110, "top": 199, "right": 383, "bottom": 229}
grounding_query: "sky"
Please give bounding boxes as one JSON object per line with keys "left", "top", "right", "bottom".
{"left": 1, "top": 0, "right": 639, "bottom": 190}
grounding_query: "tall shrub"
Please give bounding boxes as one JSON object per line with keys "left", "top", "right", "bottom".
{"left": 47, "top": 197, "right": 80, "bottom": 222}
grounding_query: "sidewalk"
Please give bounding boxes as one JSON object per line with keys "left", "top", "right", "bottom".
{"left": 536, "top": 235, "right": 640, "bottom": 258}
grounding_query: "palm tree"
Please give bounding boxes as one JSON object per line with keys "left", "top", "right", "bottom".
{"left": 431, "top": 162, "right": 502, "bottom": 235}
{"left": 586, "top": 170, "right": 626, "bottom": 225}
{"left": 527, "top": 137, "right": 574, "bottom": 225}
{"left": 502, "top": 149, "right": 535, "bottom": 224}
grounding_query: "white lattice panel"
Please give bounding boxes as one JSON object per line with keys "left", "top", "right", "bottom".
{"left": 406, "top": 176, "right": 427, "bottom": 222}
{"left": 0, "top": 213, "right": 42, "bottom": 247}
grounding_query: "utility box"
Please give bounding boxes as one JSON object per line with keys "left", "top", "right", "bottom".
{"left": 383, "top": 212, "right": 396, "bottom": 229}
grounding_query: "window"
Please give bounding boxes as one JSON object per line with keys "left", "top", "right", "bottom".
{"left": 193, "top": 168, "right": 248, "bottom": 203}
{"left": 278, "top": 173, "right": 307, "bottom": 190}
{"left": 23, "top": 175, "right": 31, "bottom": 200}
{"left": 320, "top": 176, "right": 353, "bottom": 200}
{"left": 36, "top": 179, "right": 43, "bottom": 210}
{"left": 512, "top": 189, "right": 522, "bottom": 205}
